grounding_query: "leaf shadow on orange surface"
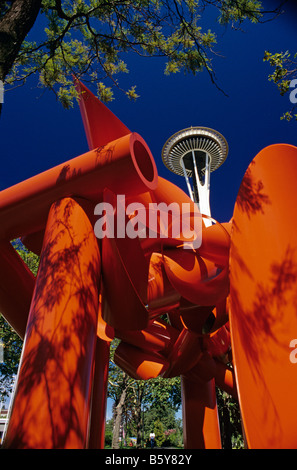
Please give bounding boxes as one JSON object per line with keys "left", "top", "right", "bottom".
{"left": 236, "top": 163, "right": 271, "bottom": 219}
{"left": 4, "top": 198, "right": 101, "bottom": 449}
{"left": 230, "top": 163, "right": 297, "bottom": 443}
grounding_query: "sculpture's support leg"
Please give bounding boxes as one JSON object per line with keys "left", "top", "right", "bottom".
{"left": 3, "top": 197, "right": 101, "bottom": 449}
{"left": 87, "top": 337, "right": 110, "bottom": 449}
{"left": 181, "top": 376, "right": 221, "bottom": 449}
{"left": 0, "top": 240, "right": 35, "bottom": 338}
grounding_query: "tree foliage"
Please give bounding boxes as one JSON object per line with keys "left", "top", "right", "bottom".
{"left": 0, "top": 315, "right": 22, "bottom": 400}
{"left": 153, "top": 419, "right": 165, "bottom": 447}
{"left": 0, "top": 0, "right": 282, "bottom": 108}
{"left": 216, "top": 388, "right": 244, "bottom": 449}
{"left": 107, "top": 338, "right": 181, "bottom": 448}
{"left": 264, "top": 49, "right": 297, "bottom": 121}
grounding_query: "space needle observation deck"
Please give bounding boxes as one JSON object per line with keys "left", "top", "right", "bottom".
{"left": 161, "top": 127, "right": 228, "bottom": 226}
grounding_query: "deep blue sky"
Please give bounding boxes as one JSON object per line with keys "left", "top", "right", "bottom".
{"left": 0, "top": 1, "right": 297, "bottom": 226}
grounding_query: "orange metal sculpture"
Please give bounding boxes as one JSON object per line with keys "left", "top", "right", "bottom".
{"left": 1, "top": 80, "right": 296, "bottom": 449}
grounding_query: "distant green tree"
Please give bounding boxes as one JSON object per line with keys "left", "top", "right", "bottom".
{"left": 0, "top": 315, "right": 22, "bottom": 401}
{"left": 144, "top": 404, "right": 177, "bottom": 436}
{"left": 104, "top": 418, "right": 114, "bottom": 448}
{"left": 146, "top": 411, "right": 183, "bottom": 448}
{"left": 11, "top": 239, "right": 39, "bottom": 276}
{"left": 153, "top": 419, "right": 165, "bottom": 447}
{"left": 108, "top": 339, "right": 182, "bottom": 448}
{"left": 216, "top": 388, "right": 244, "bottom": 449}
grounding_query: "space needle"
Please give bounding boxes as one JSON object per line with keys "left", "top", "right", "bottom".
{"left": 161, "top": 127, "right": 228, "bottom": 226}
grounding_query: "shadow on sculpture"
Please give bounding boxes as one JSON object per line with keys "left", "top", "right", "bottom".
{"left": 1, "top": 81, "right": 297, "bottom": 449}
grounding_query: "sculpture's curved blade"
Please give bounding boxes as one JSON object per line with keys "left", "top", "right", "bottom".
{"left": 75, "top": 80, "right": 131, "bottom": 150}
{"left": 229, "top": 144, "right": 297, "bottom": 448}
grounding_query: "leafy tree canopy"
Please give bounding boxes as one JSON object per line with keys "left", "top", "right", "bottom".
{"left": 0, "top": 0, "right": 282, "bottom": 107}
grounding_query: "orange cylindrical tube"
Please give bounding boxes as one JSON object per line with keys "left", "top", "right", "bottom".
{"left": 214, "top": 360, "right": 238, "bottom": 399}
{"left": 179, "top": 303, "right": 215, "bottom": 335}
{"left": 203, "top": 325, "right": 231, "bottom": 362}
{"left": 115, "top": 318, "right": 179, "bottom": 355}
{"left": 3, "top": 198, "right": 101, "bottom": 449}
{"left": 184, "top": 351, "right": 217, "bottom": 384}
{"left": 181, "top": 376, "right": 222, "bottom": 449}
{"left": 0, "top": 132, "right": 158, "bottom": 241}
{"left": 163, "top": 248, "right": 229, "bottom": 307}
{"left": 147, "top": 252, "right": 181, "bottom": 318}
{"left": 126, "top": 177, "right": 202, "bottom": 250}
{"left": 0, "top": 240, "right": 35, "bottom": 338}
{"left": 114, "top": 341, "right": 169, "bottom": 380}
{"left": 163, "top": 328, "right": 203, "bottom": 378}
{"left": 87, "top": 292, "right": 113, "bottom": 449}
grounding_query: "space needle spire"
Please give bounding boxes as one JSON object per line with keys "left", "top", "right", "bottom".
{"left": 161, "top": 127, "right": 228, "bottom": 226}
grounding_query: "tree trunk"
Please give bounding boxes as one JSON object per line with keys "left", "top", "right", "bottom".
{"left": 0, "top": 0, "right": 42, "bottom": 114}
{"left": 221, "top": 401, "right": 232, "bottom": 449}
{"left": 135, "top": 403, "right": 142, "bottom": 448}
{"left": 112, "top": 376, "right": 128, "bottom": 449}
{"left": 135, "top": 384, "right": 144, "bottom": 448}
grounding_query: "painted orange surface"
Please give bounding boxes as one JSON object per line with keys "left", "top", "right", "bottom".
{"left": 114, "top": 341, "right": 169, "bottom": 380}
{"left": 88, "top": 337, "right": 110, "bottom": 449}
{"left": 181, "top": 377, "right": 222, "bottom": 449}
{"left": 0, "top": 132, "right": 158, "bottom": 241}
{"left": 0, "top": 240, "right": 35, "bottom": 338}
{"left": 163, "top": 248, "right": 229, "bottom": 306}
{"left": 229, "top": 144, "right": 297, "bottom": 448}
{"left": 3, "top": 198, "right": 101, "bottom": 449}
{"left": 115, "top": 318, "right": 179, "bottom": 354}
{"left": 0, "top": 81, "right": 233, "bottom": 449}
{"left": 7, "top": 81, "right": 297, "bottom": 449}
{"left": 75, "top": 79, "right": 131, "bottom": 150}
